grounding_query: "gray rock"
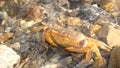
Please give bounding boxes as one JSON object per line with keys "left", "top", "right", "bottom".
{"left": 11, "top": 42, "right": 21, "bottom": 51}
{"left": 0, "top": 45, "right": 20, "bottom": 68}
{"left": 78, "top": 4, "right": 104, "bottom": 22}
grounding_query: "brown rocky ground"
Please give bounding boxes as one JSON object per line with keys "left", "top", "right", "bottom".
{"left": 0, "top": 0, "right": 120, "bottom": 68}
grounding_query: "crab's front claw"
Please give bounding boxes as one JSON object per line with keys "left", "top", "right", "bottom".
{"left": 94, "top": 40, "right": 111, "bottom": 52}
{"left": 86, "top": 37, "right": 112, "bottom": 52}
{"left": 96, "top": 40, "right": 112, "bottom": 52}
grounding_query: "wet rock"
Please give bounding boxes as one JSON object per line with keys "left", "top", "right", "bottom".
{"left": 24, "top": 5, "right": 44, "bottom": 22}
{"left": 108, "top": 46, "right": 120, "bottom": 68}
{"left": 99, "top": 0, "right": 119, "bottom": 13}
{"left": 58, "top": 15, "right": 82, "bottom": 26}
{"left": 0, "top": 45, "right": 20, "bottom": 68}
{"left": 93, "top": 23, "right": 120, "bottom": 47}
{"left": 43, "top": 3, "right": 60, "bottom": 24}
{"left": 78, "top": 4, "right": 104, "bottom": 22}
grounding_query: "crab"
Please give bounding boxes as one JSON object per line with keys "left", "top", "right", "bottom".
{"left": 41, "top": 24, "right": 111, "bottom": 67}
{"left": 43, "top": 24, "right": 111, "bottom": 67}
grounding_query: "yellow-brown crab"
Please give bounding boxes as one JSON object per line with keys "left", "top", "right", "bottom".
{"left": 43, "top": 24, "right": 111, "bottom": 67}
{"left": 33, "top": 24, "right": 111, "bottom": 67}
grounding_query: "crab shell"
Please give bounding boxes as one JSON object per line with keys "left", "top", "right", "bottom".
{"left": 44, "top": 24, "right": 90, "bottom": 52}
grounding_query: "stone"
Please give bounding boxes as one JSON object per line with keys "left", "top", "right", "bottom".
{"left": 5, "top": 27, "right": 13, "bottom": 32}
{"left": 108, "top": 46, "right": 120, "bottom": 68}
{"left": 78, "top": 4, "right": 104, "bottom": 22}
{"left": 11, "top": 42, "right": 21, "bottom": 51}
{"left": 0, "top": 45, "right": 20, "bottom": 68}
{"left": 93, "top": 22, "right": 120, "bottom": 47}
{"left": 99, "top": 0, "right": 118, "bottom": 13}
{"left": 24, "top": 5, "right": 44, "bottom": 22}
{"left": 20, "top": 20, "right": 38, "bottom": 29}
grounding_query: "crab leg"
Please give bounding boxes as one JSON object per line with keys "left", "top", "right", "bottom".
{"left": 65, "top": 46, "right": 92, "bottom": 63}
{"left": 44, "top": 29, "right": 58, "bottom": 46}
{"left": 86, "top": 48, "right": 92, "bottom": 63}
{"left": 92, "top": 44, "right": 106, "bottom": 65}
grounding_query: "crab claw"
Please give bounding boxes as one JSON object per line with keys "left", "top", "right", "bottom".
{"left": 97, "top": 40, "right": 112, "bottom": 51}
{"left": 86, "top": 37, "right": 111, "bottom": 52}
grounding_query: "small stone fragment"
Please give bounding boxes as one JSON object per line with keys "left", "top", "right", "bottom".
{"left": 20, "top": 20, "right": 38, "bottom": 29}
{"left": 11, "top": 42, "right": 21, "bottom": 51}
{"left": 5, "top": 27, "right": 13, "bottom": 32}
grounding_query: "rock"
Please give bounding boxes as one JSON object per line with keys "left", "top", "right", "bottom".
{"left": 50, "top": 54, "right": 61, "bottom": 63}
{"left": 59, "top": 56, "right": 72, "bottom": 65}
{"left": 0, "top": 45, "right": 20, "bottom": 68}
{"left": 108, "top": 46, "right": 120, "bottom": 68}
{"left": 93, "top": 22, "right": 120, "bottom": 47}
{"left": 20, "top": 20, "right": 38, "bottom": 29}
{"left": 24, "top": 5, "right": 44, "bottom": 22}
{"left": 4, "top": 0, "right": 18, "bottom": 17}
{"left": 20, "top": 42, "right": 30, "bottom": 52}
{"left": 41, "top": 62, "right": 58, "bottom": 68}
{"left": 78, "top": 4, "right": 104, "bottom": 22}
{"left": 76, "top": 59, "right": 94, "bottom": 68}
{"left": 99, "top": 0, "right": 119, "bottom": 13}
{"left": 5, "top": 27, "right": 13, "bottom": 32}
{"left": 38, "top": 0, "right": 57, "bottom": 4}
{"left": 106, "top": 26, "right": 120, "bottom": 47}
{"left": 0, "top": 10, "right": 8, "bottom": 20}
{"left": 58, "top": 16, "right": 82, "bottom": 26}
{"left": 79, "top": 0, "right": 93, "bottom": 5}
{"left": 11, "top": 42, "right": 21, "bottom": 51}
